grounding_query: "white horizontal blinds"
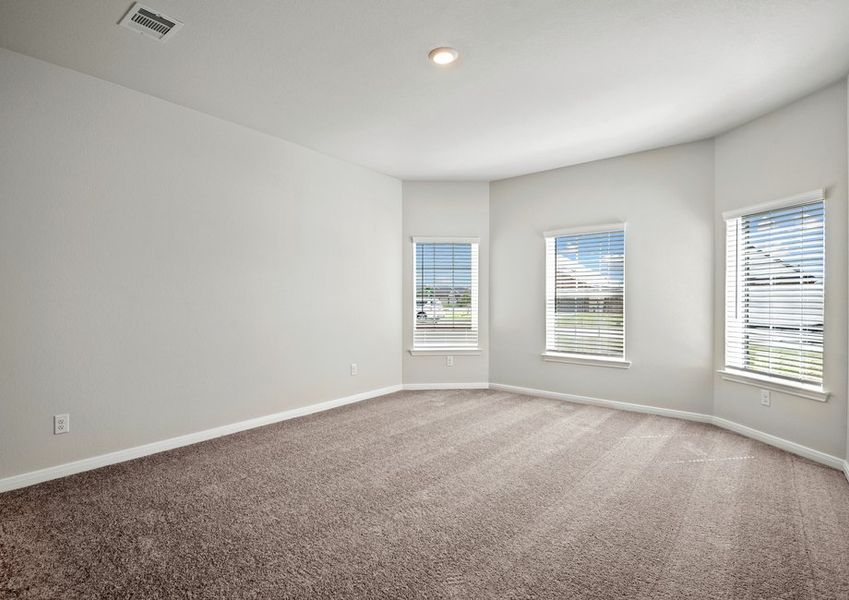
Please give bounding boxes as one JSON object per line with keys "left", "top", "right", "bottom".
{"left": 413, "top": 241, "right": 479, "bottom": 350}
{"left": 725, "top": 200, "right": 825, "bottom": 384}
{"left": 545, "top": 227, "right": 625, "bottom": 357}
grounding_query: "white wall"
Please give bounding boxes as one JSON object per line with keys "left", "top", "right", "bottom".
{"left": 490, "top": 141, "right": 715, "bottom": 414}
{"left": 402, "top": 182, "right": 489, "bottom": 385}
{"left": 0, "top": 49, "right": 402, "bottom": 479}
{"left": 713, "top": 82, "right": 848, "bottom": 459}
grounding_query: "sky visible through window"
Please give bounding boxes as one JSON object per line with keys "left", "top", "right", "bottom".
{"left": 744, "top": 207, "right": 824, "bottom": 285}
{"left": 554, "top": 235, "right": 624, "bottom": 289}
{"left": 415, "top": 243, "right": 472, "bottom": 288}
{"left": 741, "top": 204, "right": 824, "bottom": 332}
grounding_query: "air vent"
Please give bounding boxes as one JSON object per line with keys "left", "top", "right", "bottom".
{"left": 119, "top": 3, "right": 182, "bottom": 42}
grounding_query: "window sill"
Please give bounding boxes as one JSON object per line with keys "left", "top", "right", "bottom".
{"left": 717, "top": 369, "right": 829, "bottom": 402}
{"left": 541, "top": 352, "right": 631, "bottom": 369}
{"left": 409, "top": 348, "right": 482, "bottom": 356}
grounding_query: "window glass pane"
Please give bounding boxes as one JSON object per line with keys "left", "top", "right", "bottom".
{"left": 545, "top": 228, "right": 625, "bottom": 358}
{"left": 413, "top": 242, "right": 479, "bottom": 350}
{"left": 725, "top": 200, "right": 824, "bottom": 384}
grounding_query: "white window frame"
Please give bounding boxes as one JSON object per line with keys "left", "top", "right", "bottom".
{"left": 541, "top": 223, "right": 630, "bottom": 369}
{"left": 718, "top": 189, "right": 829, "bottom": 402}
{"left": 409, "top": 236, "right": 480, "bottom": 356}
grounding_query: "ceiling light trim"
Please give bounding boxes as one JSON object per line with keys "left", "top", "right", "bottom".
{"left": 428, "top": 47, "right": 459, "bottom": 66}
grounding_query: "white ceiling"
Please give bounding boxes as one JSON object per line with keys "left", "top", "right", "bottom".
{"left": 1, "top": 1, "right": 848, "bottom": 181}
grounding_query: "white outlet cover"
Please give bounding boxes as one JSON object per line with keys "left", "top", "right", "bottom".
{"left": 760, "top": 389, "right": 770, "bottom": 406}
{"left": 350, "top": 363, "right": 358, "bottom": 376}
{"left": 54, "top": 413, "right": 70, "bottom": 434}
{"left": 446, "top": 356, "right": 454, "bottom": 367}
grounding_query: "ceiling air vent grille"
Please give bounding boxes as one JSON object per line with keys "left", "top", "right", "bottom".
{"left": 119, "top": 3, "right": 182, "bottom": 42}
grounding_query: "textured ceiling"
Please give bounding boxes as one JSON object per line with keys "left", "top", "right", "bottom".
{"left": 1, "top": 0, "right": 848, "bottom": 180}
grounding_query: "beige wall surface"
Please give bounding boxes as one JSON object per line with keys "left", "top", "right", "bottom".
{"left": 713, "top": 81, "right": 848, "bottom": 459}
{"left": 402, "top": 181, "right": 490, "bottom": 385}
{"left": 490, "top": 141, "right": 716, "bottom": 415}
{"left": 0, "top": 49, "right": 402, "bottom": 479}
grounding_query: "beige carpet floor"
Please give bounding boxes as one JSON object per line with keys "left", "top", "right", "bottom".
{"left": 2, "top": 389, "right": 849, "bottom": 599}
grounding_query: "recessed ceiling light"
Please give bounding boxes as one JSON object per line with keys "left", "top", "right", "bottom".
{"left": 428, "top": 47, "right": 459, "bottom": 66}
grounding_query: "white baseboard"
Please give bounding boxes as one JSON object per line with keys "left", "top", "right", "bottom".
{"left": 402, "top": 382, "right": 490, "bottom": 391}
{"left": 489, "top": 383, "right": 713, "bottom": 424}
{"left": 489, "top": 382, "right": 845, "bottom": 471}
{"left": 0, "top": 384, "right": 403, "bottom": 494}
{"left": 711, "top": 417, "right": 844, "bottom": 470}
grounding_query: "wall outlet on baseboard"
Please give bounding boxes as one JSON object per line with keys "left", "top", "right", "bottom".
{"left": 54, "top": 414, "right": 70, "bottom": 435}
{"left": 446, "top": 356, "right": 454, "bottom": 367}
{"left": 760, "top": 389, "right": 770, "bottom": 407}
{"left": 350, "top": 363, "right": 358, "bottom": 376}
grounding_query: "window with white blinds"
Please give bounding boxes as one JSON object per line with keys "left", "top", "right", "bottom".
{"left": 724, "top": 194, "right": 825, "bottom": 386}
{"left": 413, "top": 238, "right": 479, "bottom": 351}
{"left": 544, "top": 225, "right": 625, "bottom": 358}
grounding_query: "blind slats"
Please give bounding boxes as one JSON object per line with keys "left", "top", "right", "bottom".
{"left": 413, "top": 242, "right": 479, "bottom": 350}
{"left": 725, "top": 200, "right": 824, "bottom": 385}
{"left": 545, "top": 227, "right": 625, "bottom": 358}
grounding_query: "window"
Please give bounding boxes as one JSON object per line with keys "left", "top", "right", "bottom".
{"left": 412, "top": 237, "right": 479, "bottom": 352}
{"left": 544, "top": 224, "right": 626, "bottom": 364}
{"left": 724, "top": 191, "right": 825, "bottom": 387}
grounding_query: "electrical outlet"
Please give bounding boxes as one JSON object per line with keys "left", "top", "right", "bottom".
{"left": 446, "top": 355, "right": 454, "bottom": 367}
{"left": 54, "top": 414, "right": 70, "bottom": 435}
{"left": 760, "top": 389, "right": 771, "bottom": 406}
{"left": 350, "top": 363, "right": 358, "bottom": 376}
